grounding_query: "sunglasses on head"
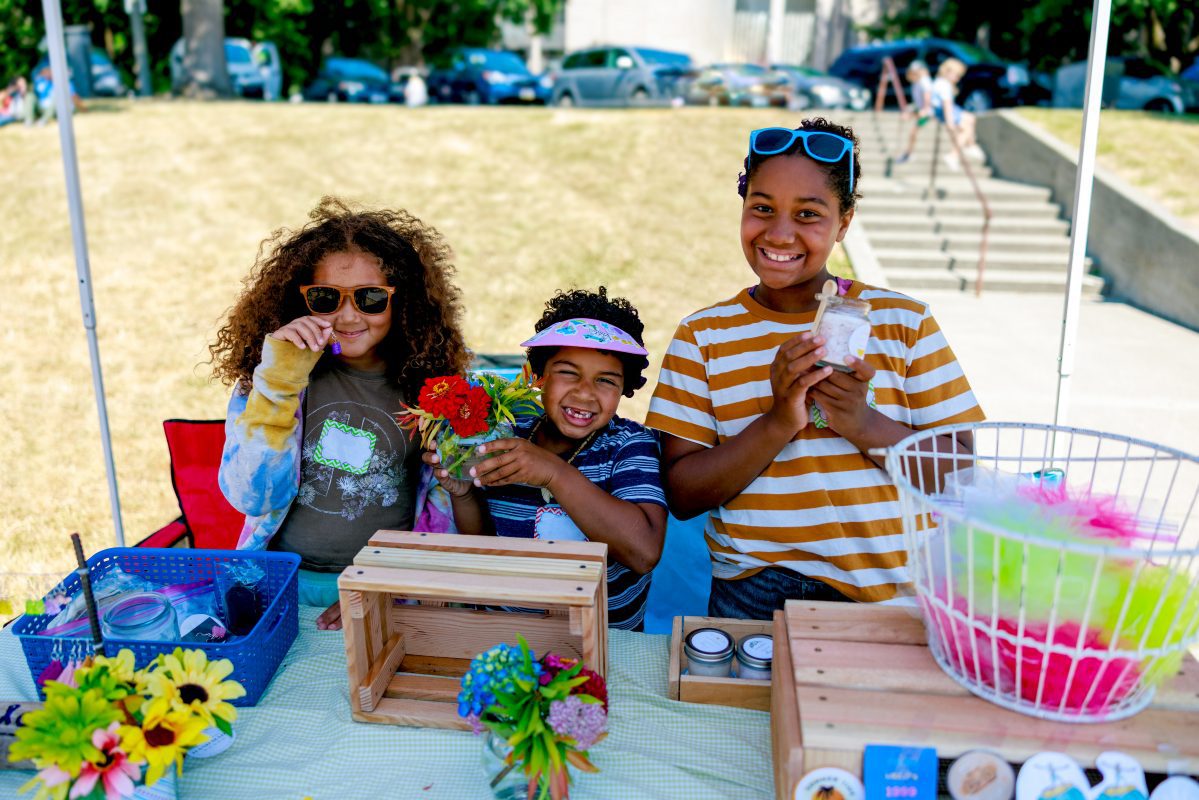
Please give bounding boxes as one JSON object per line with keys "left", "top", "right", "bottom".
{"left": 300, "top": 284, "right": 396, "bottom": 316}
{"left": 748, "top": 127, "right": 855, "bottom": 194}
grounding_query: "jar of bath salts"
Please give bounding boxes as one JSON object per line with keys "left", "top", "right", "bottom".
{"left": 815, "top": 295, "right": 872, "bottom": 372}
{"left": 683, "top": 627, "right": 734, "bottom": 677}
{"left": 734, "top": 634, "right": 773, "bottom": 680}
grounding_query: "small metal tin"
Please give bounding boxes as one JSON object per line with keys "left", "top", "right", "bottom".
{"left": 734, "top": 633, "right": 773, "bottom": 679}
{"left": 683, "top": 627, "right": 734, "bottom": 677}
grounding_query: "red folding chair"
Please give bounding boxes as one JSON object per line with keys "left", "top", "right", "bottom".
{"left": 137, "top": 420, "right": 244, "bottom": 550}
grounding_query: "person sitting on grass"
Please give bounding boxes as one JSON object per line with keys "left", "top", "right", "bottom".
{"left": 212, "top": 197, "right": 470, "bottom": 631}
{"left": 645, "top": 119, "right": 984, "bottom": 620}
{"left": 426, "top": 287, "right": 667, "bottom": 632}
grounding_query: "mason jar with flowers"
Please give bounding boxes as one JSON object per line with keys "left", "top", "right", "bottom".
{"left": 398, "top": 370, "right": 541, "bottom": 481}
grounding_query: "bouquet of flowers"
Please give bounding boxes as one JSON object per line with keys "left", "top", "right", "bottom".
{"left": 458, "top": 637, "right": 608, "bottom": 800}
{"left": 398, "top": 369, "right": 541, "bottom": 480}
{"left": 8, "top": 647, "right": 244, "bottom": 800}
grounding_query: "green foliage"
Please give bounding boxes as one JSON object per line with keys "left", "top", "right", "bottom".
{"left": 0, "top": 0, "right": 565, "bottom": 98}
{"left": 862, "top": 0, "right": 1198, "bottom": 74}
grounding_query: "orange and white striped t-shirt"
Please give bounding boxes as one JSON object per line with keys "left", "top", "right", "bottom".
{"left": 645, "top": 282, "right": 984, "bottom": 603}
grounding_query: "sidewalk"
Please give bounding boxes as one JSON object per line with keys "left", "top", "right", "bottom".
{"left": 922, "top": 290, "right": 1199, "bottom": 455}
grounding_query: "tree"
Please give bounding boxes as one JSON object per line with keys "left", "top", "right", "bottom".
{"left": 179, "top": 0, "right": 231, "bottom": 97}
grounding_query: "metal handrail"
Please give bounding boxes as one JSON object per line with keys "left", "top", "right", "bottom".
{"left": 873, "top": 56, "right": 910, "bottom": 159}
{"left": 928, "top": 120, "right": 993, "bottom": 297}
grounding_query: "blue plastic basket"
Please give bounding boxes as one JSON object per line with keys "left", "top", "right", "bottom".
{"left": 12, "top": 548, "right": 299, "bottom": 706}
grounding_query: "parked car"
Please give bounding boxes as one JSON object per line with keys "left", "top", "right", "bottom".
{"left": 302, "top": 57, "right": 393, "bottom": 103}
{"left": 829, "top": 38, "right": 1042, "bottom": 111}
{"left": 426, "top": 49, "right": 549, "bottom": 105}
{"left": 1054, "top": 57, "right": 1185, "bottom": 113}
{"left": 770, "top": 64, "right": 871, "bottom": 110}
{"left": 552, "top": 46, "right": 693, "bottom": 107}
{"left": 684, "top": 64, "right": 790, "bottom": 107}
{"left": 169, "top": 37, "right": 279, "bottom": 98}
{"left": 34, "top": 48, "right": 130, "bottom": 97}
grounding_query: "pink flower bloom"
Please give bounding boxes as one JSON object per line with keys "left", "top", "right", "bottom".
{"left": 37, "top": 765, "right": 71, "bottom": 789}
{"left": 70, "top": 722, "right": 141, "bottom": 799}
{"left": 546, "top": 695, "right": 607, "bottom": 750}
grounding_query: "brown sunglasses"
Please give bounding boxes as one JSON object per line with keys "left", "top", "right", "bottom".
{"left": 300, "top": 284, "right": 396, "bottom": 316}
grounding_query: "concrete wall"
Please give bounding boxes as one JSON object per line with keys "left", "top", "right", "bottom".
{"left": 977, "top": 110, "right": 1199, "bottom": 331}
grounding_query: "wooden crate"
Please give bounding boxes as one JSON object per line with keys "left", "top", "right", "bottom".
{"left": 771, "top": 601, "right": 1199, "bottom": 800}
{"left": 338, "top": 530, "right": 608, "bottom": 730}
{"left": 667, "top": 615, "right": 774, "bottom": 711}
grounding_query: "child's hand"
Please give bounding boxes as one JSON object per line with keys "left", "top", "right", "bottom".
{"left": 269, "top": 316, "right": 333, "bottom": 352}
{"left": 421, "top": 449, "right": 474, "bottom": 498}
{"left": 469, "top": 438, "right": 563, "bottom": 489}
{"left": 809, "top": 355, "right": 877, "bottom": 440}
{"left": 767, "top": 333, "right": 833, "bottom": 435}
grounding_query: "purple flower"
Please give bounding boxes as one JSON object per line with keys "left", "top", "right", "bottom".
{"left": 546, "top": 695, "right": 607, "bottom": 750}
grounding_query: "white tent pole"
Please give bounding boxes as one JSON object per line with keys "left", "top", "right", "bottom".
{"left": 42, "top": 0, "right": 126, "bottom": 546}
{"left": 1054, "top": 0, "right": 1111, "bottom": 429}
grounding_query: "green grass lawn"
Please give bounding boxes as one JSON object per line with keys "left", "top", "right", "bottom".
{"left": 0, "top": 100, "right": 853, "bottom": 576}
{"left": 1017, "top": 107, "right": 1199, "bottom": 228}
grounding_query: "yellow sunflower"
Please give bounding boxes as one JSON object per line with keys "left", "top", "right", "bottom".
{"left": 120, "top": 710, "right": 208, "bottom": 786}
{"left": 143, "top": 648, "right": 245, "bottom": 730}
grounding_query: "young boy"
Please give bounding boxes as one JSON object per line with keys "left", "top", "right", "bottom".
{"left": 646, "top": 120, "right": 984, "bottom": 620}
{"left": 428, "top": 287, "right": 667, "bottom": 631}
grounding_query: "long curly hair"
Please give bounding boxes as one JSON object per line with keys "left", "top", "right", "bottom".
{"left": 210, "top": 197, "right": 470, "bottom": 399}
{"left": 526, "top": 286, "right": 648, "bottom": 397}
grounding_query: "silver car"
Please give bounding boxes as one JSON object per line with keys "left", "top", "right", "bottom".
{"left": 770, "top": 64, "right": 872, "bottom": 111}
{"left": 1054, "top": 57, "right": 1184, "bottom": 113}
{"left": 551, "top": 46, "right": 692, "bottom": 107}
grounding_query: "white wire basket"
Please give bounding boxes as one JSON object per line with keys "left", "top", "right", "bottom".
{"left": 883, "top": 422, "right": 1199, "bottom": 723}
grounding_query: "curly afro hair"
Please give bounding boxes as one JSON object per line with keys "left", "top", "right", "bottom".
{"left": 209, "top": 196, "right": 470, "bottom": 400}
{"left": 526, "top": 287, "right": 648, "bottom": 397}
{"left": 736, "top": 117, "right": 862, "bottom": 213}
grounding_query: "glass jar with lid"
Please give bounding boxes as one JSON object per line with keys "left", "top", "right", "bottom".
{"left": 101, "top": 592, "right": 179, "bottom": 642}
{"left": 733, "top": 633, "right": 773, "bottom": 680}
{"left": 814, "top": 294, "right": 872, "bottom": 372}
{"left": 683, "top": 627, "right": 734, "bottom": 677}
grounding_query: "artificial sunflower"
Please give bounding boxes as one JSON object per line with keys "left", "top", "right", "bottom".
{"left": 8, "top": 686, "right": 121, "bottom": 779}
{"left": 120, "top": 710, "right": 208, "bottom": 786}
{"left": 142, "top": 648, "right": 243, "bottom": 732}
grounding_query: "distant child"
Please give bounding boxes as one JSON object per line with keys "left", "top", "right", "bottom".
{"left": 896, "top": 60, "right": 932, "bottom": 164}
{"left": 645, "top": 120, "right": 984, "bottom": 620}
{"left": 931, "top": 58, "right": 981, "bottom": 156}
{"left": 212, "top": 197, "right": 470, "bottom": 631}
{"left": 428, "top": 287, "right": 667, "bottom": 631}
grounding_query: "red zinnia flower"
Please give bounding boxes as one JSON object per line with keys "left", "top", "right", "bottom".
{"left": 419, "top": 375, "right": 469, "bottom": 419}
{"left": 573, "top": 666, "right": 608, "bottom": 712}
{"left": 448, "top": 385, "right": 492, "bottom": 437}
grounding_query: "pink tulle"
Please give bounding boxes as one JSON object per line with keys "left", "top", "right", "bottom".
{"left": 925, "top": 592, "right": 1141, "bottom": 714}
{"left": 1015, "top": 483, "right": 1157, "bottom": 546}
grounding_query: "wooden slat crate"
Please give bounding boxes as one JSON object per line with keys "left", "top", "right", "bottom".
{"left": 772, "top": 600, "right": 1199, "bottom": 800}
{"left": 667, "top": 615, "right": 774, "bottom": 711}
{"left": 339, "top": 530, "right": 608, "bottom": 730}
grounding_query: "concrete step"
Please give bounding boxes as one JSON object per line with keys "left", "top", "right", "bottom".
{"left": 867, "top": 180, "right": 1054, "bottom": 203}
{"left": 869, "top": 231, "right": 1071, "bottom": 255}
{"left": 863, "top": 214, "right": 1070, "bottom": 236}
{"left": 866, "top": 162, "right": 994, "bottom": 179}
{"left": 857, "top": 198, "right": 1063, "bottom": 220}
{"left": 874, "top": 248, "right": 1090, "bottom": 274}
{"left": 885, "top": 266, "right": 1105, "bottom": 296}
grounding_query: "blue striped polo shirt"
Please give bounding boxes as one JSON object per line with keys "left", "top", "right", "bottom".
{"left": 484, "top": 415, "right": 666, "bottom": 631}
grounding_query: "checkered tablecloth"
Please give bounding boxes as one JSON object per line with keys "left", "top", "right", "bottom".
{"left": 0, "top": 607, "right": 773, "bottom": 799}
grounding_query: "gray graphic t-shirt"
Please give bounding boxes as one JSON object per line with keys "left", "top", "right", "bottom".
{"left": 273, "top": 363, "right": 417, "bottom": 571}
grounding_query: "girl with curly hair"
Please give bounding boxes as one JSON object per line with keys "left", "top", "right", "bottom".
{"left": 426, "top": 287, "right": 667, "bottom": 631}
{"left": 213, "top": 197, "right": 469, "bottom": 630}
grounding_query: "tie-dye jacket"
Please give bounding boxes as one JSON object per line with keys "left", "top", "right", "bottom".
{"left": 219, "top": 336, "right": 455, "bottom": 551}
